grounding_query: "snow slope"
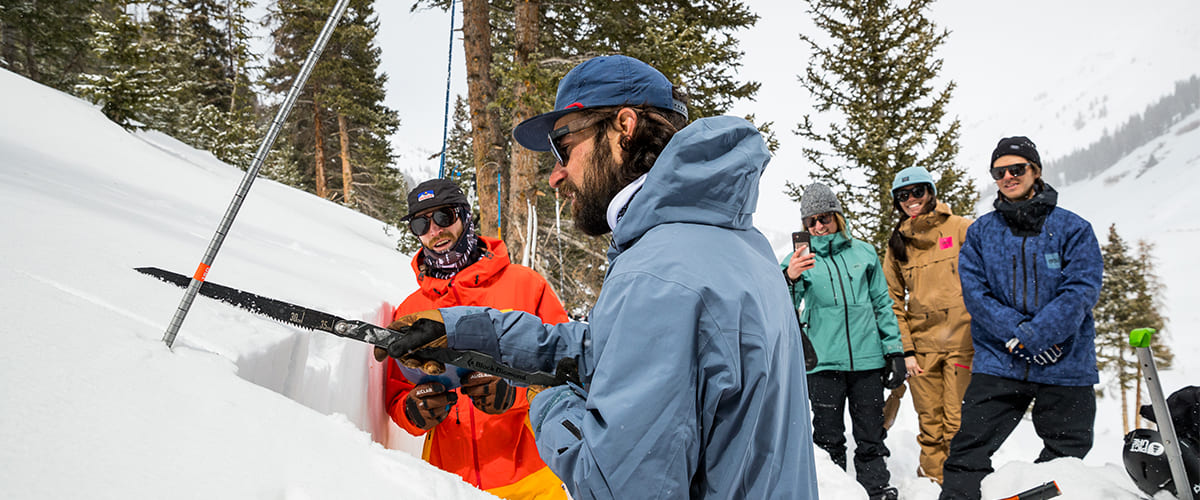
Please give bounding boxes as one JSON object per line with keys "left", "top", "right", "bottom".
{"left": 2, "top": 20, "right": 1197, "bottom": 498}
{"left": 0, "top": 68, "right": 488, "bottom": 499}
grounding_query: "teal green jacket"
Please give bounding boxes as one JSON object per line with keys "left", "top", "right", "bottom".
{"left": 782, "top": 231, "right": 903, "bottom": 373}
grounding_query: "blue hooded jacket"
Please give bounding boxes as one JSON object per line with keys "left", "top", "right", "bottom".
{"left": 958, "top": 186, "right": 1102, "bottom": 386}
{"left": 440, "top": 116, "right": 818, "bottom": 499}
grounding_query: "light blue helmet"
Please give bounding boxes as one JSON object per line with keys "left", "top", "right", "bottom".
{"left": 891, "top": 166, "right": 937, "bottom": 197}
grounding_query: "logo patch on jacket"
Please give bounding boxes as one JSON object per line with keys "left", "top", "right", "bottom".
{"left": 939, "top": 236, "right": 953, "bottom": 250}
{"left": 1044, "top": 252, "right": 1061, "bottom": 269}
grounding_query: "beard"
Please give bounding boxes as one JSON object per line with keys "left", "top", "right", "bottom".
{"left": 563, "top": 138, "right": 628, "bottom": 236}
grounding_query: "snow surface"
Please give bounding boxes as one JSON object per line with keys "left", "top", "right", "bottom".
{"left": 3, "top": 3, "right": 1199, "bottom": 495}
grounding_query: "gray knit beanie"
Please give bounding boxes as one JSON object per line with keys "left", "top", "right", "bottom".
{"left": 800, "top": 182, "right": 843, "bottom": 220}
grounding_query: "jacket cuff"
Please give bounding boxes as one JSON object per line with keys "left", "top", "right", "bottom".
{"left": 782, "top": 267, "right": 797, "bottom": 286}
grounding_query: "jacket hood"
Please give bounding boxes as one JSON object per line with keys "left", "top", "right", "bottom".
{"left": 611, "top": 116, "right": 769, "bottom": 251}
{"left": 900, "top": 202, "right": 954, "bottom": 249}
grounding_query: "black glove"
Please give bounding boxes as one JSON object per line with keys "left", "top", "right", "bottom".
{"left": 460, "top": 371, "right": 516, "bottom": 415}
{"left": 1006, "top": 338, "right": 1062, "bottom": 366}
{"left": 881, "top": 353, "right": 906, "bottom": 390}
{"left": 404, "top": 382, "right": 457, "bottom": 431}
{"left": 372, "top": 310, "right": 448, "bottom": 363}
{"left": 1032, "top": 344, "right": 1064, "bottom": 365}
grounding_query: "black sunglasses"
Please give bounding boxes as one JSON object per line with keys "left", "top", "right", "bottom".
{"left": 990, "top": 162, "right": 1034, "bottom": 180}
{"left": 548, "top": 115, "right": 608, "bottom": 165}
{"left": 409, "top": 206, "right": 458, "bottom": 236}
{"left": 805, "top": 212, "right": 836, "bottom": 229}
{"left": 894, "top": 184, "right": 928, "bottom": 203}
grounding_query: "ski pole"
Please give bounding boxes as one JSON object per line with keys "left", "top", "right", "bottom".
{"left": 161, "top": 0, "right": 351, "bottom": 349}
{"left": 1130, "top": 328, "right": 1195, "bottom": 500}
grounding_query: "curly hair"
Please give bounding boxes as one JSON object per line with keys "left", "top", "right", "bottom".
{"left": 576, "top": 88, "right": 690, "bottom": 185}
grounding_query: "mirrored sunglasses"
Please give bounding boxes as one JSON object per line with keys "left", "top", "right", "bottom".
{"left": 894, "top": 184, "right": 928, "bottom": 203}
{"left": 805, "top": 212, "right": 836, "bottom": 229}
{"left": 990, "top": 162, "right": 1033, "bottom": 180}
{"left": 409, "top": 206, "right": 458, "bottom": 236}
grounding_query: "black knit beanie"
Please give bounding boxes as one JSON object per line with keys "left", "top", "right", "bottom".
{"left": 991, "top": 136, "right": 1041, "bottom": 168}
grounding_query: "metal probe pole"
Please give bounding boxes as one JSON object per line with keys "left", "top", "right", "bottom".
{"left": 162, "top": 0, "right": 351, "bottom": 348}
{"left": 1130, "top": 328, "right": 1194, "bottom": 500}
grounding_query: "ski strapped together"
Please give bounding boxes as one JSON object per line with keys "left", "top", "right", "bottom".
{"left": 138, "top": 267, "right": 577, "bottom": 388}
{"left": 160, "top": 0, "right": 351, "bottom": 349}
{"left": 1129, "top": 328, "right": 1196, "bottom": 500}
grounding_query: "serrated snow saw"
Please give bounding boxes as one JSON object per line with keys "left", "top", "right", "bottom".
{"left": 135, "top": 266, "right": 574, "bottom": 387}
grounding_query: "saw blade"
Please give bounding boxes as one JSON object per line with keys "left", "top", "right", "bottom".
{"left": 135, "top": 266, "right": 345, "bottom": 334}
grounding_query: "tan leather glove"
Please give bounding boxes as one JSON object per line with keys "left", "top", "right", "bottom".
{"left": 404, "top": 381, "right": 458, "bottom": 431}
{"left": 460, "top": 371, "right": 516, "bottom": 415}
{"left": 373, "top": 310, "right": 448, "bottom": 377}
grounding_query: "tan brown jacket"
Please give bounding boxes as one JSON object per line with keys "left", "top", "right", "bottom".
{"left": 883, "top": 202, "right": 974, "bottom": 353}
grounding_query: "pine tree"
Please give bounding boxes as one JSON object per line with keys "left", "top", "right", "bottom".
{"left": 263, "top": 0, "right": 404, "bottom": 223}
{"left": 790, "top": 0, "right": 976, "bottom": 255}
{"left": 416, "top": 0, "right": 762, "bottom": 313}
{"left": 0, "top": 0, "right": 99, "bottom": 92}
{"left": 1094, "top": 225, "right": 1171, "bottom": 433}
{"left": 76, "top": 0, "right": 182, "bottom": 129}
{"left": 169, "top": 0, "right": 261, "bottom": 167}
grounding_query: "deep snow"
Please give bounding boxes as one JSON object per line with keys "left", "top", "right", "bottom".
{"left": 2, "top": 1, "right": 1199, "bottom": 496}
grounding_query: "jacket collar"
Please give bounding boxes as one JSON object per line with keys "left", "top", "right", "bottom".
{"left": 899, "top": 202, "right": 953, "bottom": 248}
{"left": 411, "top": 236, "right": 509, "bottom": 295}
{"left": 810, "top": 230, "right": 851, "bottom": 257}
{"left": 994, "top": 183, "right": 1058, "bottom": 237}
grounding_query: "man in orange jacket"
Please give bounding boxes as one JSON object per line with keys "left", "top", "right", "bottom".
{"left": 385, "top": 178, "right": 569, "bottom": 499}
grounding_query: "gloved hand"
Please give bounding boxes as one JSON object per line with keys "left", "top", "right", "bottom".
{"left": 1032, "top": 344, "right": 1064, "bottom": 365}
{"left": 373, "top": 310, "right": 448, "bottom": 370}
{"left": 404, "top": 382, "right": 457, "bottom": 431}
{"left": 1006, "top": 337, "right": 1062, "bottom": 365}
{"left": 881, "top": 353, "right": 906, "bottom": 390}
{"left": 460, "top": 371, "right": 516, "bottom": 414}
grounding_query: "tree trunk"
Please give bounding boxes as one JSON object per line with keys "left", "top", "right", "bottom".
{"left": 1121, "top": 368, "right": 1129, "bottom": 435}
{"left": 506, "top": 0, "right": 542, "bottom": 261}
{"left": 1135, "top": 363, "right": 1144, "bottom": 429}
{"left": 313, "top": 98, "right": 327, "bottom": 198}
{"left": 462, "top": 0, "right": 505, "bottom": 239}
{"left": 338, "top": 112, "right": 352, "bottom": 203}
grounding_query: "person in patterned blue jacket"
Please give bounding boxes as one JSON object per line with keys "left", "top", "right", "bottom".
{"left": 939, "top": 137, "right": 1103, "bottom": 500}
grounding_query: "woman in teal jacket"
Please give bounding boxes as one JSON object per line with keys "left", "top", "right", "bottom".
{"left": 783, "top": 182, "right": 905, "bottom": 500}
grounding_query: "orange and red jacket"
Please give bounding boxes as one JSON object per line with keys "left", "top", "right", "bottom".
{"left": 385, "top": 236, "right": 569, "bottom": 493}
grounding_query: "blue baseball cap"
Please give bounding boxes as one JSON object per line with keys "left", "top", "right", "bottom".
{"left": 512, "top": 55, "right": 688, "bottom": 152}
{"left": 891, "top": 166, "right": 937, "bottom": 197}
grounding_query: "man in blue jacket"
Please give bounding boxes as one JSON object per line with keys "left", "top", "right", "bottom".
{"left": 380, "top": 55, "right": 819, "bottom": 499}
{"left": 939, "top": 137, "right": 1103, "bottom": 500}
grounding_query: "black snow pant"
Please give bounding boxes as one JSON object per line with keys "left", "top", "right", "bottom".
{"left": 808, "top": 369, "right": 892, "bottom": 496}
{"left": 939, "top": 373, "right": 1095, "bottom": 500}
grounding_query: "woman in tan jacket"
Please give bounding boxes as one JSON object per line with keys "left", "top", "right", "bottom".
{"left": 882, "top": 166, "right": 973, "bottom": 484}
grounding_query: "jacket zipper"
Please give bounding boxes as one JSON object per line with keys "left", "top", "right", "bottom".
{"left": 1021, "top": 237, "right": 1029, "bottom": 313}
{"left": 830, "top": 257, "right": 855, "bottom": 371}
{"left": 1011, "top": 256, "right": 1018, "bottom": 307}
{"left": 467, "top": 405, "right": 483, "bottom": 487}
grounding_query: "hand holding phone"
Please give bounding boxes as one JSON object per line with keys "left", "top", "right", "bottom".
{"left": 792, "top": 231, "right": 811, "bottom": 257}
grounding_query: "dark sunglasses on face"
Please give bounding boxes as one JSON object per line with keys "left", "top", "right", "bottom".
{"left": 805, "top": 212, "right": 836, "bottom": 229}
{"left": 894, "top": 184, "right": 928, "bottom": 203}
{"left": 409, "top": 206, "right": 458, "bottom": 236}
{"left": 548, "top": 115, "right": 607, "bottom": 165}
{"left": 990, "top": 162, "right": 1034, "bottom": 180}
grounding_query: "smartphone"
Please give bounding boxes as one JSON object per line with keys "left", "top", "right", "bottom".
{"left": 792, "top": 231, "right": 811, "bottom": 256}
